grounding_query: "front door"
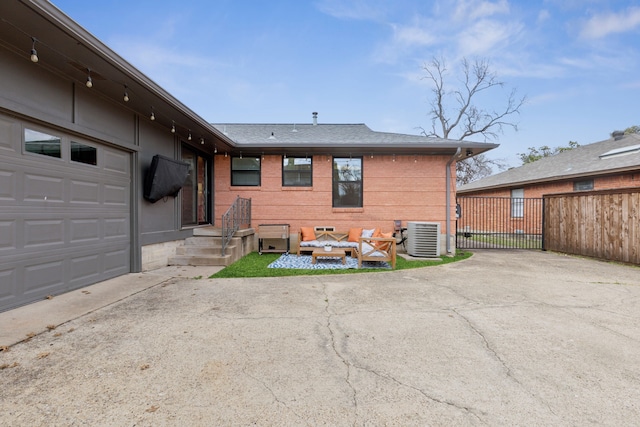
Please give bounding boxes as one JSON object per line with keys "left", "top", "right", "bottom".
{"left": 181, "top": 144, "right": 210, "bottom": 226}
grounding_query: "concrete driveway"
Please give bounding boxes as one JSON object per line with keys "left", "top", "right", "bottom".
{"left": 1, "top": 250, "right": 639, "bottom": 426}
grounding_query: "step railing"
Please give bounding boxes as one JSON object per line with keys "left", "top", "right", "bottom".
{"left": 221, "top": 196, "right": 251, "bottom": 255}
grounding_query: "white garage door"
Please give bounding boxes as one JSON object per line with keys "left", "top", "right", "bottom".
{"left": 0, "top": 115, "right": 131, "bottom": 312}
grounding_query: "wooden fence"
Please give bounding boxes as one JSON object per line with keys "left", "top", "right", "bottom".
{"left": 543, "top": 188, "right": 639, "bottom": 264}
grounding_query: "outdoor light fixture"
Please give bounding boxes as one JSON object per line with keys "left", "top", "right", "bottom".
{"left": 171, "top": 121, "right": 176, "bottom": 133}
{"left": 466, "top": 149, "right": 473, "bottom": 157}
{"left": 150, "top": 108, "right": 155, "bottom": 121}
{"left": 30, "top": 37, "right": 38, "bottom": 63}
{"left": 123, "top": 85, "right": 129, "bottom": 102}
{"left": 200, "top": 138, "right": 204, "bottom": 145}
{"left": 187, "top": 130, "right": 192, "bottom": 141}
{"left": 85, "top": 69, "right": 93, "bottom": 88}
{"left": 214, "top": 146, "right": 218, "bottom": 154}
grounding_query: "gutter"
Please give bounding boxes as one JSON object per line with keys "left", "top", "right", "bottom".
{"left": 445, "top": 147, "right": 462, "bottom": 254}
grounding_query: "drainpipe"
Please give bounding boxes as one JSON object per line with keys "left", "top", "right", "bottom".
{"left": 445, "top": 147, "right": 462, "bottom": 254}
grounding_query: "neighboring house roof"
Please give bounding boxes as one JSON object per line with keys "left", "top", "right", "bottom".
{"left": 458, "top": 133, "right": 640, "bottom": 193}
{"left": 213, "top": 122, "right": 499, "bottom": 157}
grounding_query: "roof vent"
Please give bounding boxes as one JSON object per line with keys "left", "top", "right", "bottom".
{"left": 612, "top": 130, "right": 625, "bottom": 140}
{"left": 312, "top": 112, "right": 318, "bottom": 126}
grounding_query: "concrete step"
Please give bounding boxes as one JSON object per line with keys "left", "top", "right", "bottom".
{"left": 183, "top": 236, "right": 223, "bottom": 247}
{"left": 176, "top": 246, "right": 223, "bottom": 256}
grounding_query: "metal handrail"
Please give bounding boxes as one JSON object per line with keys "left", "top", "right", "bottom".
{"left": 221, "top": 196, "right": 251, "bottom": 255}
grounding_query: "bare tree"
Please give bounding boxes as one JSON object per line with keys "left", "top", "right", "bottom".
{"left": 420, "top": 57, "right": 525, "bottom": 184}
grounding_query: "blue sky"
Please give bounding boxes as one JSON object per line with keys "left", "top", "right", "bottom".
{"left": 50, "top": 0, "right": 640, "bottom": 168}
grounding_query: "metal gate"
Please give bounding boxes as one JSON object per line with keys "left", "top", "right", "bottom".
{"left": 456, "top": 196, "right": 544, "bottom": 249}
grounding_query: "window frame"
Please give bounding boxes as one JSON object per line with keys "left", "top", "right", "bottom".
{"left": 332, "top": 156, "right": 363, "bottom": 208}
{"left": 573, "top": 180, "right": 594, "bottom": 191}
{"left": 231, "top": 156, "right": 261, "bottom": 186}
{"left": 511, "top": 188, "right": 524, "bottom": 218}
{"left": 70, "top": 141, "right": 98, "bottom": 166}
{"left": 24, "top": 128, "right": 62, "bottom": 160}
{"left": 282, "top": 156, "right": 313, "bottom": 187}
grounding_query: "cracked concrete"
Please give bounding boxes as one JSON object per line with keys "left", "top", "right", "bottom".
{"left": 1, "top": 250, "right": 640, "bottom": 426}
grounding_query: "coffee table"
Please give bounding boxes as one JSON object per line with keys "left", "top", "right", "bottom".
{"left": 311, "top": 248, "right": 346, "bottom": 265}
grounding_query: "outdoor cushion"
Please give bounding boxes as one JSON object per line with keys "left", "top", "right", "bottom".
{"left": 300, "top": 227, "right": 316, "bottom": 241}
{"left": 375, "top": 232, "right": 393, "bottom": 250}
{"left": 348, "top": 227, "right": 363, "bottom": 242}
{"left": 361, "top": 228, "right": 376, "bottom": 238}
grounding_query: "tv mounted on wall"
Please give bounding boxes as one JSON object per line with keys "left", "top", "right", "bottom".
{"left": 143, "top": 154, "right": 190, "bottom": 203}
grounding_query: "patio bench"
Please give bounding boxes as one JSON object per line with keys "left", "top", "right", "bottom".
{"left": 297, "top": 226, "right": 397, "bottom": 268}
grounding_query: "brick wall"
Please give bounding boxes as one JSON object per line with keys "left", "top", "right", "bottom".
{"left": 214, "top": 154, "right": 456, "bottom": 235}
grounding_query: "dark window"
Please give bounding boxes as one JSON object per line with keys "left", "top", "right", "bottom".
{"left": 70, "top": 141, "right": 97, "bottom": 165}
{"left": 25, "top": 128, "right": 61, "bottom": 158}
{"left": 231, "top": 156, "right": 261, "bottom": 186}
{"left": 573, "top": 180, "right": 594, "bottom": 191}
{"left": 282, "top": 156, "right": 312, "bottom": 186}
{"left": 333, "top": 157, "right": 362, "bottom": 208}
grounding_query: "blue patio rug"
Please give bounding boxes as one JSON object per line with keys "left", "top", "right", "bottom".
{"left": 268, "top": 253, "right": 391, "bottom": 270}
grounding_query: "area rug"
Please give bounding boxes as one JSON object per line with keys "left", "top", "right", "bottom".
{"left": 267, "top": 254, "right": 391, "bottom": 270}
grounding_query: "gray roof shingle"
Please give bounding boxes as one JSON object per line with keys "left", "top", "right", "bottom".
{"left": 212, "top": 123, "right": 498, "bottom": 155}
{"left": 458, "top": 133, "right": 640, "bottom": 193}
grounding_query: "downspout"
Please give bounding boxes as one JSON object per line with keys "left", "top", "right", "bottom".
{"left": 445, "top": 147, "right": 462, "bottom": 254}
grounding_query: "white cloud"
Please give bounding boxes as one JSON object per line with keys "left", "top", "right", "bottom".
{"left": 393, "top": 23, "right": 436, "bottom": 47}
{"left": 457, "top": 19, "right": 523, "bottom": 56}
{"left": 453, "top": 0, "right": 510, "bottom": 22}
{"left": 315, "top": 0, "right": 388, "bottom": 21}
{"left": 580, "top": 7, "right": 640, "bottom": 39}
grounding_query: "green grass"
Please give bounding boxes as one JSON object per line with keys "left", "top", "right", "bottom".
{"left": 210, "top": 251, "right": 473, "bottom": 278}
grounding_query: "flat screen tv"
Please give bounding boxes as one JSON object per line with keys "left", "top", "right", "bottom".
{"left": 143, "top": 155, "right": 190, "bottom": 203}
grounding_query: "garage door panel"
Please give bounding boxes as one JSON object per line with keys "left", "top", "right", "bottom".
{"left": 0, "top": 169, "right": 16, "bottom": 200}
{"left": 105, "top": 217, "right": 128, "bottom": 239}
{"left": 24, "top": 260, "right": 66, "bottom": 294}
{"left": 104, "top": 148, "right": 129, "bottom": 175}
{"left": 0, "top": 220, "right": 16, "bottom": 250}
{"left": 70, "top": 218, "right": 100, "bottom": 243}
{"left": 24, "top": 219, "right": 65, "bottom": 247}
{"left": 24, "top": 173, "right": 65, "bottom": 202}
{"left": 70, "top": 180, "right": 100, "bottom": 204}
{"left": 0, "top": 116, "right": 15, "bottom": 151}
{"left": 104, "top": 183, "right": 128, "bottom": 205}
{"left": 104, "top": 247, "right": 130, "bottom": 276}
{"left": 0, "top": 269, "right": 17, "bottom": 301}
{"left": 70, "top": 254, "right": 101, "bottom": 285}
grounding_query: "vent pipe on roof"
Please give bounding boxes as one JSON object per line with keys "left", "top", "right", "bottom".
{"left": 612, "top": 130, "right": 624, "bottom": 140}
{"left": 312, "top": 112, "right": 318, "bottom": 126}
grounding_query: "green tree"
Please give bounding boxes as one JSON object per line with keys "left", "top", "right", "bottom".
{"left": 518, "top": 141, "right": 579, "bottom": 165}
{"left": 623, "top": 125, "right": 640, "bottom": 134}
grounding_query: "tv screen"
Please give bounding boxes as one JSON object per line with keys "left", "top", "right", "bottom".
{"left": 143, "top": 155, "right": 190, "bottom": 203}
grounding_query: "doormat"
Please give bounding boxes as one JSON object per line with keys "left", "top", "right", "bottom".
{"left": 267, "top": 254, "right": 391, "bottom": 270}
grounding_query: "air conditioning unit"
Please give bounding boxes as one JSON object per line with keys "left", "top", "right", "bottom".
{"left": 407, "top": 221, "right": 441, "bottom": 257}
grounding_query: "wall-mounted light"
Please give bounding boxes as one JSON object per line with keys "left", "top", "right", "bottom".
{"left": 200, "top": 137, "right": 205, "bottom": 145}
{"left": 171, "top": 121, "right": 176, "bottom": 134}
{"left": 214, "top": 146, "right": 218, "bottom": 154}
{"left": 392, "top": 154, "right": 396, "bottom": 162}
{"left": 150, "top": 108, "right": 155, "bottom": 121}
{"left": 224, "top": 151, "right": 228, "bottom": 158}
{"left": 85, "top": 69, "right": 93, "bottom": 88}
{"left": 123, "top": 85, "right": 129, "bottom": 102}
{"left": 30, "top": 37, "right": 38, "bottom": 63}
{"left": 187, "top": 130, "right": 192, "bottom": 141}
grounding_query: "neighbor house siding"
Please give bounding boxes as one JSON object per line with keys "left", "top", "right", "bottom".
{"left": 215, "top": 154, "right": 455, "bottom": 235}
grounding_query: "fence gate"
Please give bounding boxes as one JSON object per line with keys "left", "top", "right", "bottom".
{"left": 456, "top": 196, "right": 544, "bottom": 249}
